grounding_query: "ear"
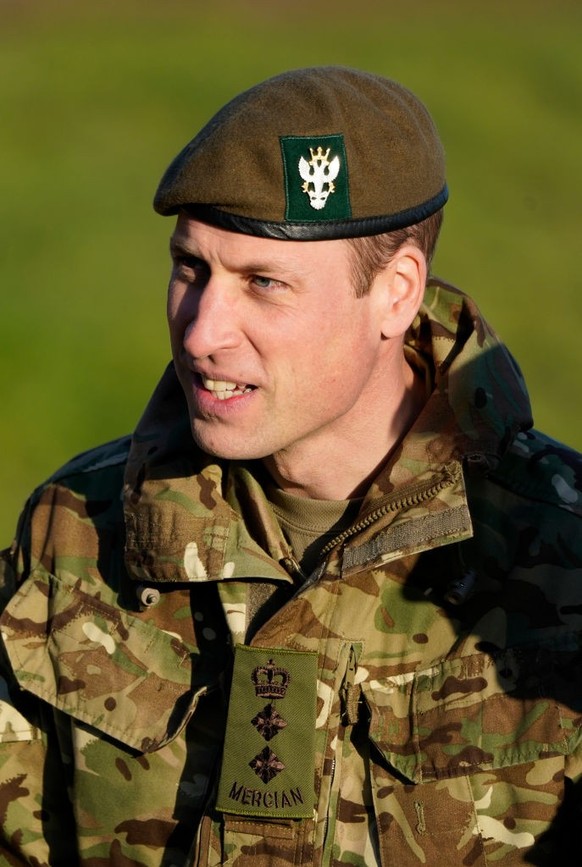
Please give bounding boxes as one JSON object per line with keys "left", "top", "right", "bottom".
{"left": 374, "top": 245, "right": 427, "bottom": 339}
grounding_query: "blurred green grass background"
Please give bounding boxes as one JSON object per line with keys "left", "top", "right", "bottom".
{"left": 2, "top": 0, "right": 581, "bottom": 541}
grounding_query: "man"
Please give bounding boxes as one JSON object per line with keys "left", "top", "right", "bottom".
{"left": 0, "top": 66, "right": 581, "bottom": 866}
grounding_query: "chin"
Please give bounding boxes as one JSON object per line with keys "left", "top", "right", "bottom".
{"left": 190, "top": 426, "right": 270, "bottom": 462}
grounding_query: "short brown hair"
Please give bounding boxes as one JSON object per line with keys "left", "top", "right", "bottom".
{"left": 346, "top": 208, "right": 444, "bottom": 297}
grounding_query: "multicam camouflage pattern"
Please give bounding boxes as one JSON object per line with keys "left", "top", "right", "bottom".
{"left": 1, "top": 280, "right": 581, "bottom": 865}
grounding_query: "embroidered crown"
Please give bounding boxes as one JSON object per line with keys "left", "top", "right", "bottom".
{"left": 251, "top": 659, "right": 291, "bottom": 700}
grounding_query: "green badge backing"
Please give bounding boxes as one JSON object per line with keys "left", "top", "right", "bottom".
{"left": 216, "top": 645, "right": 318, "bottom": 819}
{"left": 280, "top": 134, "right": 351, "bottom": 222}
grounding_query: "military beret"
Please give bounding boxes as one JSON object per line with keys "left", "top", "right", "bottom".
{"left": 154, "top": 66, "right": 447, "bottom": 241}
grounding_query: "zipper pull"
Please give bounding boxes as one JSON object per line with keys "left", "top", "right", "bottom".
{"left": 280, "top": 554, "right": 307, "bottom": 583}
{"left": 340, "top": 644, "right": 361, "bottom": 726}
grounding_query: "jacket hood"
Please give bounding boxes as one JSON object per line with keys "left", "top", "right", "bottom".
{"left": 416, "top": 280, "right": 532, "bottom": 455}
{"left": 370, "top": 279, "right": 532, "bottom": 496}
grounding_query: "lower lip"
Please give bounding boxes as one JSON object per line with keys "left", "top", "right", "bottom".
{"left": 191, "top": 375, "right": 256, "bottom": 416}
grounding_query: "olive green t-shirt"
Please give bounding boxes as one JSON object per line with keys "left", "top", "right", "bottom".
{"left": 266, "top": 484, "right": 362, "bottom": 577}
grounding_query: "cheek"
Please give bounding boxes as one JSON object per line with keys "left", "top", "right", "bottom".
{"left": 166, "top": 310, "right": 181, "bottom": 350}
{"left": 326, "top": 322, "right": 381, "bottom": 392}
{"left": 166, "top": 281, "right": 184, "bottom": 319}
{"left": 167, "top": 285, "right": 192, "bottom": 342}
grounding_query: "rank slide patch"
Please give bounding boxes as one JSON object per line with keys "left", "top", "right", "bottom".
{"left": 216, "top": 645, "right": 318, "bottom": 819}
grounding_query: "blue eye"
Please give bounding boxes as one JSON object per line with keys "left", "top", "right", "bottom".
{"left": 253, "top": 276, "right": 273, "bottom": 289}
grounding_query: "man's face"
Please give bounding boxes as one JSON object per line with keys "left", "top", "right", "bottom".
{"left": 167, "top": 214, "right": 390, "bottom": 471}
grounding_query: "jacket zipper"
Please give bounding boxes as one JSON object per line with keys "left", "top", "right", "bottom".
{"left": 320, "top": 754, "right": 337, "bottom": 860}
{"left": 288, "top": 462, "right": 461, "bottom": 593}
{"left": 318, "top": 462, "right": 460, "bottom": 561}
{"left": 278, "top": 462, "right": 460, "bottom": 592}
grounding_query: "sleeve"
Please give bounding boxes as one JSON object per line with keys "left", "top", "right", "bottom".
{"left": 0, "top": 532, "right": 78, "bottom": 865}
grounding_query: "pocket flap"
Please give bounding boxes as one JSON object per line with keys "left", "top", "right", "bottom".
{"left": 0, "top": 570, "right": 208, "bottom": 752}
{"left": 363, "top": 642, "right": 581, "bottom": 784}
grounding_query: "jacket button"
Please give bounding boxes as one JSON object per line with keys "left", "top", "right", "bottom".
{"left": 444, "top": 569, "right": 477, "bottom": 605}
{"left": 138, "top": 586, "right": 161, "bottom": 608}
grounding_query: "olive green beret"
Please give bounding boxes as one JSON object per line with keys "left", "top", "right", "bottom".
{"left": 154, "top": 66, "right": 447, "bottom": 240}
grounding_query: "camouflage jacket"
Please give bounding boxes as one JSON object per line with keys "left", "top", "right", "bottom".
{"left": 1, "top": 280, "right": 582, "bottom": 866}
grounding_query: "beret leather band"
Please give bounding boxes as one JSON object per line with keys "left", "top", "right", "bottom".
{"left": 183, "top": 183, "right": 448, "bottom": 241}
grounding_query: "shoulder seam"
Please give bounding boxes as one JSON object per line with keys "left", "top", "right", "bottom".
{"left": 46, "top": 435, "right": 132, "bottom": 486}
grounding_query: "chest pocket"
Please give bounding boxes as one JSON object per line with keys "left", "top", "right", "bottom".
{"left": 361, "top": 642, "right": 582, "bottom": 864}
{"left": 0, "top": 569, "right": 222, "bottom": 753}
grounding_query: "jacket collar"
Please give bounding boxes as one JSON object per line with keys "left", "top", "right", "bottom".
{"left": 123, "top": 280, "right": 532, "bottom": 585}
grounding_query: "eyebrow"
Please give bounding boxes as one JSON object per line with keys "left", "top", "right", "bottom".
{"left": 169, "top": 237, "right": 303, "bottom": 278}
{"left": 237, "top": 259, "right": 298, "bottom": 276}
{"left": 169, "top": 237, "right": 201, "bottom": 258}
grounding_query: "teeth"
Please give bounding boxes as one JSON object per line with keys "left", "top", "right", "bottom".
{"left": 201, "top": 375, "right": 253, "bottom": 400}
{"left": 203, "top": 378, "right": 237, "bottom": 390}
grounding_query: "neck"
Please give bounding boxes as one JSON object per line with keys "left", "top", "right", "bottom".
{"left": 263, "top": 354, "right": 426, "bottom": 500}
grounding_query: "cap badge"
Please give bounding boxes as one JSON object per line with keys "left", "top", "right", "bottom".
{"left": 280, "top": 134, "right": 352, "bottom": 222}
{"left": 298, "top": 146, "right": 340, "bottom": 211}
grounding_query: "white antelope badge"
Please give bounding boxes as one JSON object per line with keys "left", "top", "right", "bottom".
{"left": 298, "top": 146, "right": 341, "bottom": 210}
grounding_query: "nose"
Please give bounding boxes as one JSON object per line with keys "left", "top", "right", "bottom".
{"left": 180, "top": 279, "right": 242, "bottom": 360}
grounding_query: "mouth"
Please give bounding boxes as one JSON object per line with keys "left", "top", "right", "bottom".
{"left": 200, "top": 375, "right": 256, "bottom": 401}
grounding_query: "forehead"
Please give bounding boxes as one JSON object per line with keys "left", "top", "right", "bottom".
{"left": 171, "top": 213, "right": 352, "bottom": 276}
